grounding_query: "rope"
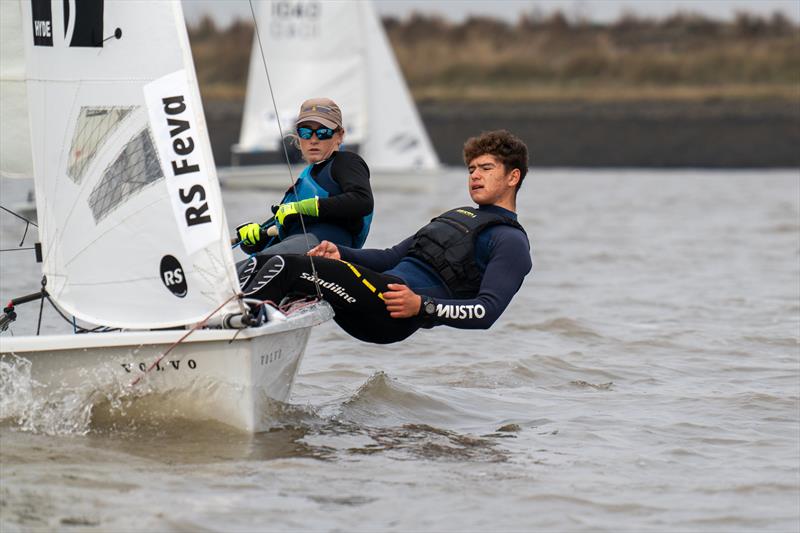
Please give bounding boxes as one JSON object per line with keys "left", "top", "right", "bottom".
{"left": 0, "top": 205, "right": 37, "bottom": 247}
{"left": 247, "top": 0, "right": 322, "bottom": 300}
{"left": 42, "top": 294, "right": 114, "bottom": 334}
{"left": 280, "top": 297, "right": 322, "bottom": 315}
{"left": 0, "top": 205, "right": 38, "bottom": 227}
{"left": 130, "top": 293, "right": 240, "bottom": 387}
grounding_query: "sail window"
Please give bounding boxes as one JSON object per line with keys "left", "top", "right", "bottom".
{"left": 68, "top": 106, "right": 134, "bottom": 183}
{"left": 88, "top": 128, "right": 163, "bottom": 223}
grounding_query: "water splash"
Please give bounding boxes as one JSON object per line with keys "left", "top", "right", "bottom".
{"left": 0, "top": 352, "right": 188, "bottom": 436}
{"left": 0, "top": 354, "right": 94, "bottom": 435}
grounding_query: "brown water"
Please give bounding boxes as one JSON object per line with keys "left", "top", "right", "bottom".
{"left": 1, "top": 169, "right": 799, "bottom": 531}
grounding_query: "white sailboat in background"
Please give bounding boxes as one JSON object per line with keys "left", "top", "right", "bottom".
{"left": 0, "top": 0, "right": 332, "bottom": 432}
{"left": 223, "top": 0, "right": 440, "bottom": 191}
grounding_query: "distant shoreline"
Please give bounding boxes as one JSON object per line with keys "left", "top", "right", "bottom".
{"left": 204, "top": 99, "right": 800, "bottom": 168}
{"left": 192, "top": 11, "right": 799, "bottom": 168}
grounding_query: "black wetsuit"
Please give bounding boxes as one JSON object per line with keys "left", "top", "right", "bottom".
{"left": 239, "top": 205, "right": 532, "bottom": 344}
{"left": 239, "top": 150, "right": 373, "bottom": 254}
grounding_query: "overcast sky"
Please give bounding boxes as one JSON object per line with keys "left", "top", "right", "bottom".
{"left": 182, "top": 0, "right": 800, "bottom": 26}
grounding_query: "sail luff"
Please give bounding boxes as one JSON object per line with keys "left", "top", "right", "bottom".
{"left": 0, "top": 0, "right": 34, "bottom": 178}
{"left": 166, "top": 0, "right": 241, "bottom": 300}
{"left": 360, "top": 1, "right": 440, "bottom": 170}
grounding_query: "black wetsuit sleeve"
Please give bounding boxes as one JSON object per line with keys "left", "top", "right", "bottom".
{"left": 426, "top": 229, "right": 532, "bottom": 329}
{"left": 339, "top": 237, "right": 414, "bottom": 271}
{"left": 317, "top": 151, "right": 373, "bottom": 219}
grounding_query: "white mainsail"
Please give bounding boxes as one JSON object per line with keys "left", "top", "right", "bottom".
{"left": 0, "top": 0, "right": 33, "bottom": 179}
{"left": 236, "top": 0, "right": 439, "bottom": 171}
{"left": 0, "top": 0, "right": 241, "bottom": 329}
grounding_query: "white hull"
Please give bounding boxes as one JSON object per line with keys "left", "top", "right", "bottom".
{"left": 0, "top": 302, "right": 334, "bottom": 432}
{"left": 218, "top": 164, "right": 440, "bottom": 193}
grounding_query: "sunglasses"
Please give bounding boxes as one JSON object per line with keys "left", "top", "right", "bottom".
{"left": 297, "top": 126, "right": 336, "bottom": 140}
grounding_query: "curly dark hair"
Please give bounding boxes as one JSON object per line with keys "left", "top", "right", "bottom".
{"left": 463, "top": 130, "right": 529, "bottom": 190}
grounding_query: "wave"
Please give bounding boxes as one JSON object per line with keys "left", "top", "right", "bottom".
{"left": 1, "top": 362, "right": 514, "bottom": 465}
{"left": 530, "top": 354, "right": 624, "bottom": 382}
{"left": 527, "top": 317, "right": 605, "bottom": 339}
{"left": 742, "top": 335, "right": 800, "bottom": 347}
{"left": 423, "top": 359, "right": 539, "bottom": 389}
{"left": 338, "top": 371, "right": 475, "bottom": 427}
{"left": 569, "top": 380, "right": 614, "bottom": 390}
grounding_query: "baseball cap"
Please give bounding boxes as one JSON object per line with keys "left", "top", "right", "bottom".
{"left": 296, "top": 98, "right": 342, "bottom": 129}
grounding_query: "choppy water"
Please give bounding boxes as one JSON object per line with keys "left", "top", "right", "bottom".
{"left": 1, "top": 169, "right": 799, "bottom": 532}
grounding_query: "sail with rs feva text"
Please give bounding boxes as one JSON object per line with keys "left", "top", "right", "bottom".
{"left": 0, "top": 0, "right": 242, "bottom": 329}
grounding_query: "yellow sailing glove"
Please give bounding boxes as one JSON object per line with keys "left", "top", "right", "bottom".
{"left": 236, "top": 222, "right": 262, "bottom": 245}
{"left": 273, "top": 197, "right": 319, "bottom": 228}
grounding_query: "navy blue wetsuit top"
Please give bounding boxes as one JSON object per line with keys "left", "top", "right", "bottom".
{"left": 339, "top": 205, "right": 532, "bottom": 329}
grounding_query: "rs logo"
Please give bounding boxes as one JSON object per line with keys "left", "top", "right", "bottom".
{"left": 164, "top": 268, "right": 183, "bottom": 286}
{"left": 159, "top": 255, "right": 188, "bottom": 298}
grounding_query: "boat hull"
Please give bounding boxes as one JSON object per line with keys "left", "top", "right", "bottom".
{"left": 0, "top": 302, "right": 334, "bottom": 432}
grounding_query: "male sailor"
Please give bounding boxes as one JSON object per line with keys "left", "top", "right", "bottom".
{"left": 240, "top": 130, "right": 532, "bottom": 344}
{"left": 236, "top": 97, "right": 374, "bottom": 254}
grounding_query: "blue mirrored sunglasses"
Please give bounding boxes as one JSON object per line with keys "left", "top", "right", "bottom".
{"left": 297, "top": 126, "right": 336, "bottom": 140}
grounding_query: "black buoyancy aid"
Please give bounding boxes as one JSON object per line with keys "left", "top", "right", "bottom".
{"left": 407, "top": 206, "right": 526, "bottom": 298}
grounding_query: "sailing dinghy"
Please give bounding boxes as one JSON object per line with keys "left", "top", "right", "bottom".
{"left": 224, "top": 0, "right": 440, "bottom": 191}
{"left": 0, "top": 0, "right": 332, "bottom": 432}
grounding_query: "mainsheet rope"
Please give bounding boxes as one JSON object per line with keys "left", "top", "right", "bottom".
{"left": 130, "top": 293, "right": 240, "bottom": 387}
{"left": 247, "top": 0, "right": 322, "bottom": 300}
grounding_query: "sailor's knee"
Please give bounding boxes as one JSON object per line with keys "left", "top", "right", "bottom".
{"left": 242, "top": 255, "right": 286, "bottom": 296}
{"left": 237, "top": 256, "right": 259, "bottom": 289}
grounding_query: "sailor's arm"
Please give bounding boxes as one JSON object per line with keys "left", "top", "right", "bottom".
{"left": 384, "top": 284, "right": 422, "bottom": 318}
{"left": 308, "top": 237, "right": 413, "bottom": 271}
{"left": 336, "top": 236, "right": 414, "bottom": 272}
{"left": 308, "top": 240, "right": 341, "bottom": 259}
{"left": 416, "top": 292, "right": 512, "bottom": 329}
{"left": 318, "top": 152, "right": 373, "bottom": 219}
{"left": 391, "top": 232, "right": 532, "bottom": 329}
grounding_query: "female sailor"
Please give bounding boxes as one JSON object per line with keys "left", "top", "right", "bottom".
{"left": 236, "top": 97, "right": 374, "bottom": 255}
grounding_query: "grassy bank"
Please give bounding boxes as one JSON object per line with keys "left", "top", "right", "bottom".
{"left": 385, "top": 12, "right": 799, "bottom": 102}
{"left": 188, "top": 11, "right": 800, "bottom": 104}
